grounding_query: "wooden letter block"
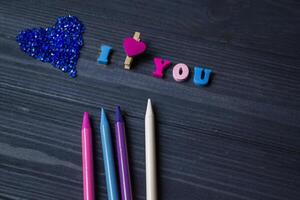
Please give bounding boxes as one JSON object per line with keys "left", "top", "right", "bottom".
{"left": 193, "top": 67, "right": 212, "bottom": 86}
{"left": 172, "top": 63, "right": 190, "bottom": 82}
{"left": 97, "top": 45, "right": 112, "bottom": 65}
{"left": 152, "top": 58, "right": 171, "bottom": 78}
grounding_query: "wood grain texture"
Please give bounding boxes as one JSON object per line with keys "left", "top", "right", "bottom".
{"left": 0, "top": 0, "right": 300, "bottom": 199}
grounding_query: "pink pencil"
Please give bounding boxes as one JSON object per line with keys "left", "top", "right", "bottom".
{"left": 81, "top": 112, "right": 95, "bottom": 200}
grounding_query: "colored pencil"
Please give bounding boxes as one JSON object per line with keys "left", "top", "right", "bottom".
{"left": 81, "top": 112, "right": 95, "bottom": 200}
{"left": 100, "top": 108, "right": 120, "bottom": 200}
{"left": 145, "top": 99, "right": 157, "bottom": 200}
{"left": 115, "top": 106, "right": 133, "bottom": 200}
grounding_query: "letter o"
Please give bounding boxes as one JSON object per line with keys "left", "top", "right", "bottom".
{"left": 172, "top": 63, "right": 190, "bottom": 82}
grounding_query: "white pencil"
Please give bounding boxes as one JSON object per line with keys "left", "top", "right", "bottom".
{"left": 145, "top": 98, "right": 157, "bottom": 200}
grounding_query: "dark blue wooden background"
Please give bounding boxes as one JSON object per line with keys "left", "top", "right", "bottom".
{"left": 0, "top": 0, "right": 299, "bottom": 199}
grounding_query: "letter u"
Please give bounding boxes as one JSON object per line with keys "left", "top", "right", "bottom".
{"left": 193, "top": 67, "right": 212, "bottom": 86}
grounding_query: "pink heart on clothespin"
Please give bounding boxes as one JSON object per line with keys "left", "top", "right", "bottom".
{"left": 123, "top": 38, "right": 146, "bottom": 57}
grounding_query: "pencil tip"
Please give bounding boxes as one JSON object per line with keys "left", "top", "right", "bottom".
{"left": 115, "top": 106, "right": 123, "bottom": 122}
{"left": 100, "top": 108, "right": 106, "bottom": 123}
{"left": 82, "top": 112, "right": 91, "bottom": 129}
{"left": 146, "top": 98, "right": 153, "bottom": 115}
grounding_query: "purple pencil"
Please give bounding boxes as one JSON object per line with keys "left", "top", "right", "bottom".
{"left": 115, "top": 106, "right": 133, "bottom": 200}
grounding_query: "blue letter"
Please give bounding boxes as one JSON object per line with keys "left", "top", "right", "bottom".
{"left": 193, "top": 67, "right": 212, "bottom": 86}
{"left": 97, "top": 45, "right": 112, "bottom": 64}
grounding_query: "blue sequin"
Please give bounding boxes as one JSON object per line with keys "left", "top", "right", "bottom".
{"left": 16, "top": 16, "right": 84, "bottom": 77}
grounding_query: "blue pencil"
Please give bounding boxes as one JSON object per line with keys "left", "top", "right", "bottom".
{"left": 100, "top": 108, "right": 120, "bottom": 200}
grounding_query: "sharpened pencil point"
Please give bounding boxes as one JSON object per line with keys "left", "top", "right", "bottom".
{"left": 146, "top": 99, "right": 153, "bottom": 116}
{"left": 147, "top": 98, "right": 151, "bottom": 105}
{"left": 115, "top": 106, "right": 124, "bottom": 122}
{"left": 82, "top": 112, "right": 91, "bottom": 129}
{"left": 101, "top": 108, "right": 108, "bottom": 124}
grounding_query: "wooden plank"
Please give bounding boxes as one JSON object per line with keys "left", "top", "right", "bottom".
{"left": 0, "top": 0, "right": 300, "bottom": 200}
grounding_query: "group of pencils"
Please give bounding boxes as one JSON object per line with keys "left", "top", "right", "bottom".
{"left": 81, "top": 99, "right": 156, "bottom": 200}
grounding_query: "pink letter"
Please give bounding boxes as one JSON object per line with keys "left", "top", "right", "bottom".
{"left": 172, "top": 63, "right": 189, "bottom": 82}
{"left": 152, "top": 58, "right": 171, "bottom": 78}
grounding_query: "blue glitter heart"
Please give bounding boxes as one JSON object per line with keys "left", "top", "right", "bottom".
{"left": 16, "top": 16, "right": 84, "bottom": 78}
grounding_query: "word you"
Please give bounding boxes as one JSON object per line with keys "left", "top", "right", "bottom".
{"left": 98, "top": 32, "right": 213, "bottom": 86}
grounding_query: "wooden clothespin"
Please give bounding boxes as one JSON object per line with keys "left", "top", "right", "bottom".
{"left": 123, "top": 32, "right": 146, "bottom": 69}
